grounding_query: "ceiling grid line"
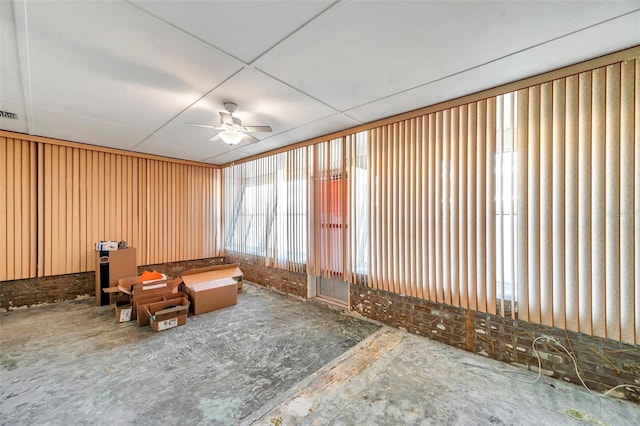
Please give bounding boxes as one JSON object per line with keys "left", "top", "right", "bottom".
{"left": 342, "top": 8, "right": 640, "bottom": 116}
{"left": 10, "top": 0, "right": 34, "bottom": 134}
{"left": 1, "top": 0, "right": 638, "bottom": 164}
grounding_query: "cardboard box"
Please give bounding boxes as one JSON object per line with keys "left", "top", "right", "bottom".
{"left": 136, "top": 292, "right": 187, "bottom": 327}
{"left": 95, "top": 241, "right": 120, "bottom": 251}
{"left": 181, "top": 264, "right": 244, "bottom": 293}
{"left": 103, "top": 275, "right": 181, "bottom": 320}
{"left": 95, "top": 247, "right": 137, "bottom": 306}
{"left": 144, "top": 298, "right": 189, "bottom": 332}
{"left": 181, "top": 276, "right": 237, "bottom": 315}
{"left": 114, "top": 295, "right": 132, "bottom": 323}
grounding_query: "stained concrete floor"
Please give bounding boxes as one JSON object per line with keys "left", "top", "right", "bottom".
{"left": 1, "top": 283, "right": 639, "bottom": 426}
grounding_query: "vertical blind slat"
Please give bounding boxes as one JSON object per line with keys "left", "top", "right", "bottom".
{"left": 565, "top": 75, "right": 580, "bottom": 332}
{"left": 427, "top": 115, "right": 436, "bottom": 301}
{"left": 578, "top": 71, "right": 593, "bottom": 336}
{"left": 466, "top": 104, "right": 477, "bottom": 311}
{"left": 476, "top": 101, "right": 487, "bottom": 312}
{"left": 619, "top": 59, "right": 635, "bottom": 344}
{"left": 634, "top": 58, "right": 640, "bottom": 345}
{"left": 552, "top": 79, "right": 566, "bottom": 329}
{"left": 591, "top": 67, "right": 607, "bottom": 338}
{"left": 450, "top": 108, "right": 460, "bottom": 307}
{"left": 442, "top": 110, "right": 451, "bottom": 304}
{"left": 458, "top": 106, "right": 469, "bottom": 310}
{"left": 528, "top": 86, "right": 541, "bottom": 324}
{"left": 486, "top": 98, "right": 497, "bottom": 315}
{"left": 540, "top": 82, "right": 554, "bottom": 327}
{"left": 516, "top": 89, "right": 530, "bottom": 322}
{"left": 605, "top": 63, "right": 622, "bottom": 340}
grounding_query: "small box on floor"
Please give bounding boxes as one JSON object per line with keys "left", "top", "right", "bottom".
{"left": 143, "top": 298, "right": 190, "bottom": 332}
{"left": 114, "top": 295, "right": 132, "bottom": 323}
{"left": 136, "top": 292, "right": 188, "bottom": 327}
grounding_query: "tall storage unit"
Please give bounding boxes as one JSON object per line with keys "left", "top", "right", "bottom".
{"left": 95, "top": 247, "right": 137, "bottom": 306}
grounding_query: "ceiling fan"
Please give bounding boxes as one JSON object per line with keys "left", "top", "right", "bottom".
{"left": 187, "top": 102, "right": 272, "bottom": 146}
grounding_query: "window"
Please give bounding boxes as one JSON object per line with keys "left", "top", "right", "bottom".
{"left": 495, "top": 92, "right": 517, "bottom": 316}
{"left": 224, "top": 148, "right": 308, "bottom": 271}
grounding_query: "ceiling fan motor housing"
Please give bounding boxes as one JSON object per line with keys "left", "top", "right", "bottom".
{"left": 223, "top": 102, "right": 238, "bottom": 114}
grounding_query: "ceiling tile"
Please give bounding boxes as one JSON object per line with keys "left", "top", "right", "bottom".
{"left": 206, "top": 148, "right": 253, "bottom": 165}
{"left": 133, "top": 123, "right": 233, "bottom": 163}
{"left": 256, "top": 1, "right": 640, "bottom": 112}
{"left": 240, "top": 113, "right": 361, "bottom": 155}
{"left": 30, "top": 106, "right": 149, "bottom": 150}
{"left": 346, "top": 10, "right": 640, "bottom": 124}
{"left": 23, "top": 0, "right": 243, "bottom": 132}
{"left": 1, "top": 0, "right": 24, "bottom": 104}
{"left": 130, "top": 0, "right": 335, "bottom": 63}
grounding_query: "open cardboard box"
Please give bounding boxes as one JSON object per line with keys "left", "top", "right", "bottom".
{"left": 114, "top": 294, "right": 132, "bottom": 323}
{"left": 181, "top": 264, "right": 244, "bottom": 293}
{"left": 143, "top": 297, "right": 190, "bottom": 332}
{"left": 136, "top": 292, "right": 187, "bottom": 327}
{"left": 103, "top": 276, "right": 181, "bottom": 321}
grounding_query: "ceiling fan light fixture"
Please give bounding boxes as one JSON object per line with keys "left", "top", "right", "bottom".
{"left": 220, "top": 129, "right": 244, "bottom": 145}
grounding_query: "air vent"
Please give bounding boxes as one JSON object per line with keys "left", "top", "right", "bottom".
{"left": 1, "top": 110, "right": 18, "bottom": 119}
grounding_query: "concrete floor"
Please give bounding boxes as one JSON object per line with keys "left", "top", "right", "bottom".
{"left": 1, "top": 283, "right": 639, "bottom": 425}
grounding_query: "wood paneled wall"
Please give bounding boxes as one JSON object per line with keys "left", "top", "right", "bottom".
{"left": 0, "top": 134, "right": 220, "bottom": 281}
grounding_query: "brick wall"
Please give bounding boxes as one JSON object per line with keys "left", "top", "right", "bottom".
{"left": 0, "top": 257, "right": 225, "bottom": 311}
{"left": 224, "top": 252, "right": 307, "bottom": 298}
{"left": 350, "top": 283, "right": 640, "bottom": 403}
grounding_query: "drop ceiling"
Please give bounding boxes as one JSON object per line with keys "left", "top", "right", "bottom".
{"left": 1, "top": 0, "right": 639, "bottom": 165}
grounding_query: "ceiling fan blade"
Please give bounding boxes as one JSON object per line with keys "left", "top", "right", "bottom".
{"left": 186, "top": 122, "right": 217, "bottom": 129}
{"left": 244, "top": 125, "right": 272, "bottom": 133}
{"left": 245, "top": 133, "right": 259, "bottom": 143}
{"left": 209, "top": 134, "right": 222, "bottom": 142}
{"left": 219, "top": 112, "right": 233, "bottom": 125}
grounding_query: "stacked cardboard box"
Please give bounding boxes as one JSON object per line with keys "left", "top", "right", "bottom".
{"left": 102, "top": 263, "right": 244, "bottom": 329}
{"left": 103, "top": 275, "right": 187, "bottom": 330}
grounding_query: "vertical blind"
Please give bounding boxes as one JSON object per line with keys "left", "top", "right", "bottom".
{"left": 0, "top": 136, "right": 221, "bottom": 280}
{"left": 517, "top": 59, "right": 639, "bottom": 344}
{"left": 223, "top": 147, "right": 308, "bottom": 273}
{"left": 364, "top": 58, "right": 638, "bottom": 344}
{"left": 367, "top": 102, "right": 500, "bottom": 312}
{"left": 219, "top": 57, "right": 637, "bottom": 344}
{"left": 0, "top": 137, "right": 37, "bottom": 281}
{"left": 312, "top": 138, "right": 347, "bottom": 280}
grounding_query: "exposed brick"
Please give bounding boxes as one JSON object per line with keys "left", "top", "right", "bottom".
{"left": 225, "top": 252, "right": 307, "bottom": 298}
{"left": 1, "top": 257, "right": 229, "bottom": 310}
{"left": 350, "top": 283, "right": 640, "bottom": 404}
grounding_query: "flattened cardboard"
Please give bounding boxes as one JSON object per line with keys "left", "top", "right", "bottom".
{"left": 182, "top": 263, "right": 243, "bottom": 293}
{"left": 117, "top": 276, "right": 180, "bottom": 296}
{"left": 95, "top": 247, "right": 137, "bottom": 306}
{"left": 182, "top": 277, "right": 237, "bottom": 315}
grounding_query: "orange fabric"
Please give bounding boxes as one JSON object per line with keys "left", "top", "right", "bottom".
{"left": 138, "top": 270, "right": 163, "bottom": 282}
